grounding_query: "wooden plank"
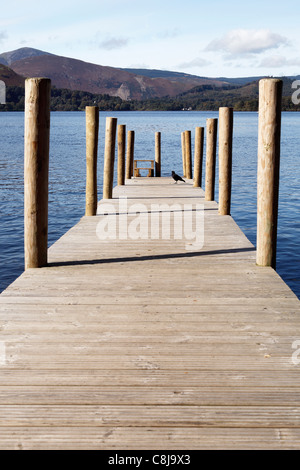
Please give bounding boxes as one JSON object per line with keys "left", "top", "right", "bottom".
{"left": 0, "top": 356, "right": 296, "bottom": 370}
{"left": 1, "top": 326, "right": 298, "bottom": 337}
{"left": 0, "top": 386, "right": 299, "bottom": 405}
{"left": 1, "top": 340, "right": 297, "bottom": 357}
{"left": 1, "top": 405, "right": 300, "bottom": 427}
{"left": 1, "top": 369, "right": 300, "bottom": 387}
{"left": 0, "top": 427, "right": 299, "bottom": 450}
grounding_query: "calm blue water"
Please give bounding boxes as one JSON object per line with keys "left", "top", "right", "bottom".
{"left": 0, "top": 111, "right": 299, "bottom": 297}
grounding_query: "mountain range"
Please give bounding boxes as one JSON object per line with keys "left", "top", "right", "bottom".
{"left": 0, "top": 47, "right": 267, "bottom": 100}
{"left": 0, "top": 47, "right": 230, "bottom": 100}
{"left": 0, "top": 47, "right": 298, "bottom": 111}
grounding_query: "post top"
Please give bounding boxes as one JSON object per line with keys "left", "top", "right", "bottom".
{"left": 219, "top": 106, "right": 234, "bottom": 111}
{"left": 259, "top": 78, "right": 283, "bottom": 84}
{"left": 25, "top": 77, "right": 51, "bottom": 82}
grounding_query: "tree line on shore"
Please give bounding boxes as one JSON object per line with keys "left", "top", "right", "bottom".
{"left": 1, "top": 83, "right": 299, "bottom": 112}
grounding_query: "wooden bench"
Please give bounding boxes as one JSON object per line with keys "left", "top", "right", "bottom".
{"left": 134, "top": 159, "right": 154, "bottom": 177}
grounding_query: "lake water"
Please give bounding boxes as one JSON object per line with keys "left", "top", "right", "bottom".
{"left": 0, "top": 111, "right": 299, "bottom": 298}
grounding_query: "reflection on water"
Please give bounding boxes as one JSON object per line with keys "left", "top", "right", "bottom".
{"left": 0, "top": 111, "right": 299, "bottom": 297}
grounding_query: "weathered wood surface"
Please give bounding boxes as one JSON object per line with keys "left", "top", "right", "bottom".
{"left": 85, "top": 106, "right": 99, "bottom": 216}
{"left": 0, "top": 177, "right": 299, "bottom": 449}
{"left": 24, "top": 78, "right": 51, "bottom": 269}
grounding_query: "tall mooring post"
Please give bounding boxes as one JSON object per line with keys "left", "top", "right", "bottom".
{"left": 125, "top": 130, "right": 135, "bottom": 179}
{"left": 218, "top": 107, "right": 233, "bottom": 215}
{"left": 155, "top": 132, "right": 161, "bottom": 177}
{"left": 184, "top": 130, "right": 192, "bottom": 179}
{"left": 256, "top": 78, "right": 282, "bottom": 269}
{"left": 85, "top": 106, "right": 99, "bottom": 216}
{"left": 205, "top": 118, "right": 218, "bottom": 201}
{"left": 24, "top": 78, "right": 51, "bottom": 270}
{"left": 181, "top": 132, "right": 186, "bottom": 177}
{"left": 117, "top": 124, "right": 126, "bottom": 185}
{"left": 103, "top": 117, "right": 117, "bottom": 199}
{"left": 193, "top": 126, "right": 204, "bottom": 188}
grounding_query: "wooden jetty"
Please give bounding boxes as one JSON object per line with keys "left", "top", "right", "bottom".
{"left": 0, "top": 77, "right": 299, "bottom": 449}
{"left": 0, "top": 177, "right": 299, "bottom": 450}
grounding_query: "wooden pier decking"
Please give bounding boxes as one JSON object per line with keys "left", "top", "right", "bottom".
{"left": 0, "top": 177, "right": 299, "bottom": 449}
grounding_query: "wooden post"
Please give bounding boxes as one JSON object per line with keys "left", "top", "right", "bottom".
{"left": 103, "top": 117, "right": 117, "bottom": 199}
{"left": 85, "top": 106, "right": 99, "bottom": 216}
{"left": 205, "top": 118, "right": 218, "bottom": 201}
{"left": 181, "top": 132, "right": 186, "bottom": 177}
{"left": 256, "top": 78, "right": 282, "bottom": 269}
{"left": 125, "top": 130, "right": 135, "bottom": 179}
{"left": 117, "top": 124, "right": 126, "bottom": 185}
{"left": 184, "top": 130, "right": 192, "bottom": 179}
{"left": 193, "top": 127, "right": 204, "bottom": 187}
{"left": 155, "top": 132, "right": 161, "bottom": 177}
{"left": 218, "top": 107, "right": 233, "bottom": 214}
{"left": 24, "top": 77, "right": 51, "bottom": 270}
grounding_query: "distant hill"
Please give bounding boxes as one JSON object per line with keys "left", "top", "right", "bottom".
{"left": 0, "top": 47, "right": 53, "bottom": 67}
{"left": 140, "top": 76, "right": 298, "bottom": 112}
{"left": 0, "top": 47, "right": 299, "bottom": 112}
{"left": 123, "top": 68, "right": 300, "bottom": 91}
{"left": 216, "top": 75, "right": 300, "bottom": 87}
{"left": 1, "top": 47, "right": 230, "bottom": 100}
{"left": 122, "top": 69, "right": 272, "bottom": 87}
{"left": 122, "top": 68, "right": 230, "bottom": 85}
{"left": 215, "top": 76, "right": 264, "bottom": 86}
{"left": 0, "top": 63, "right": 25, "bottom": 86}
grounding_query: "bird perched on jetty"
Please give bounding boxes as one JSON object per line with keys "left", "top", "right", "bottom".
{"left": 172, "top": 171, "right": 185, "bottom": 183}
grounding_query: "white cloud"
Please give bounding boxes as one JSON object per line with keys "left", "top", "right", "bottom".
{"left": 206, "top": 29, "right": 288, "bottom": 56}
{"left": 177, "top": 57, "right": 211, "bottom": 69}
{"left": 258, "top": 54, "right": 300, "bottom": 68}
{"left": 98, "top": 36, "right": 130, "bottom": 50}
{"left": 0, "top": 31, "right": 7, "bottom": 43}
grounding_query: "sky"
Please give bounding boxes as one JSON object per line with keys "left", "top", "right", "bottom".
{"left": 1, "top": 0, "right": 300, "bottom": 78}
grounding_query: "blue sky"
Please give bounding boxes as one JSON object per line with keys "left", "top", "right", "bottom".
{"left": 1, "top": 0, "right": 299, "bottom": 77}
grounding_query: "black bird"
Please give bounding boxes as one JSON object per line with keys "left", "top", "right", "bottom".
{"left": 172, "top": 171, "right": 185, "bottom": 183}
